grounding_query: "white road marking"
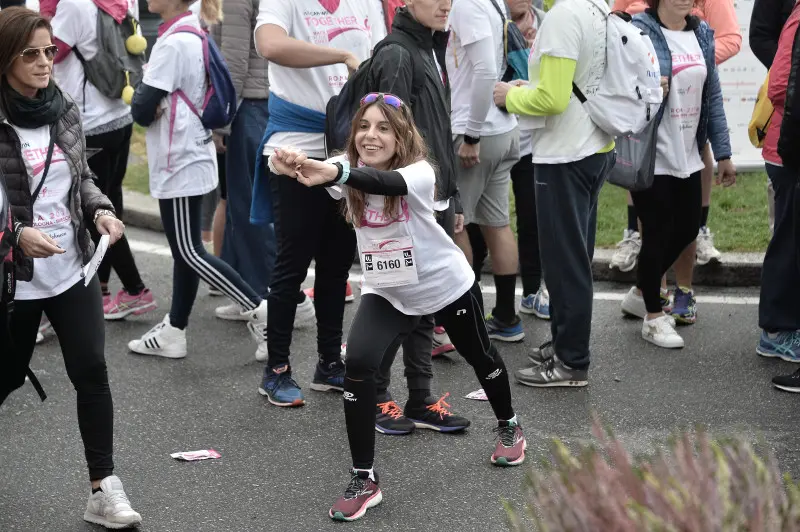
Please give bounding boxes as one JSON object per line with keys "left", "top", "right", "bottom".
{"left": 129, "top": 239, "right": 759, "bottom": 306}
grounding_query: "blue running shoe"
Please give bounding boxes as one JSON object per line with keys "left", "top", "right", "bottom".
{"left": 757, "top": 330, "right": 800, "bottom": 362}
{"left": 486, "top": 314, "right": 525, "bottom": 343}
{"left": 520, "top": 285, "right": 550, "bottom": 320}
{"left": 259, "top": 365, "right": 305, "bottom": 407}
{"left": 311, "top": 360, "right": 345, "bottom": 392}
{"left": 670, "top": 287, "right": 696, "bottom": 325}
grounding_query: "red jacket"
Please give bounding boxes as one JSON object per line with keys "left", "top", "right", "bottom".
{"left": 763, "top": 2, "right": 800, "bottom": 165}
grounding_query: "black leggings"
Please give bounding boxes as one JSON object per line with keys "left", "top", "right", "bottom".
{"left": 86, "top": 124, "right": 145, "bottom": 294}
{"left": 9, "top": 278, "right": 114, "bottom": 480}
{"left": 631, "top": 172, "right": 702, "bottom": 313}
{"left": 344, "top": 282, "right": 514, "bottom": 469}
{"left": 159, "top": 195, "right": 261, "bottom": 329}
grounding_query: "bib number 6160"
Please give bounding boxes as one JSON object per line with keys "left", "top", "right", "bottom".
{"left": 377, "top": 259, "right": 402, "bottom": 270}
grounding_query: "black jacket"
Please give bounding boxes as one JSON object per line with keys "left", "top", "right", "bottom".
{"left": 750, "top": 0, "right": 796, "bottom": 69}
{"left": 368, "top": 8, "right": 460, "bottom": 212}
{"left": 0, "top": 94, "right": 114, "bottom": 282}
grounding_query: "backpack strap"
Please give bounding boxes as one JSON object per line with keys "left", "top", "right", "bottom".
{"left": 165, "top": 24, "right": 211, "bottom": 169}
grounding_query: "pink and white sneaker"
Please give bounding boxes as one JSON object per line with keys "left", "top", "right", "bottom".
{"left": 104, "top": 289, "right": 157, "bottom": 321}
{"left": 432, "top": 326, "right": 456, "bottom": 357}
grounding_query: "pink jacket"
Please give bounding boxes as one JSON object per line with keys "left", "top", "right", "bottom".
{"left": 612, "top": 0, "right": 742, "bottom": 64}
{"left": 763, "top": 2, "right": 800, "bottom": 165}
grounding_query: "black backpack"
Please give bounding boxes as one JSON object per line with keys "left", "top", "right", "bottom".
{"left": 73, "top": 10, "right": 146, "bottom": 102}
{"left": 324, "top": 31, "right": 425, "bottom": 157}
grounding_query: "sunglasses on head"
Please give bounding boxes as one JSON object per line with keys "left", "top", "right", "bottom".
{"left": 18, "top": 45, "right": 59, "bottom": 64}
{"left": 360, "top": 93, "right": 404, "bottom": 109}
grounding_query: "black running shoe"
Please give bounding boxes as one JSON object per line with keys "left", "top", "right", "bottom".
{"left": 375, "top": 400, "right": 415, "bottom": 435}
{"left": 310, "top": 360, "right": 345, "bottom": 392}
{"left": 404, "top": 393, "right": 471, "bottom": 432}
{"left": 773, "top": 368, "right": 800, "bottom": 393}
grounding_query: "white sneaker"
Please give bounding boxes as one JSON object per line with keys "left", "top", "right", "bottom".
{"left": 246, "top": 321, "right": 268, "bottom": 362}
{"left": 621, "top": 287, "right": 647, "bottom": 319}
{"left": 696, "top": 226, "right": 722, "bottom": 265}
{"left": 215, "top": 302, "right": 249, "bottom": 321}
{"left": 35, "top": 316, "right": 53, "bottom": 345}
{"left": 609, "top": 229, "right": 641, "bottom": 272}
{"left": 642, "top": 315, "right": 684, "bottom": 349}
{"left": 128, "top": 315, "right": 187, "bottom": 359}
{"left": 241, "top": 299, "right": 268, "bottom": 325}
{"left": 83, "top": 475, "right": 142, "bottom": 530}
{"left": 294, "top": 294, "right": 315, "bottom": 328}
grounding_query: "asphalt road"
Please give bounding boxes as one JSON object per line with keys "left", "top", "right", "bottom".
{"left": 1, "top": 227, "right": 797, "bottom": 532}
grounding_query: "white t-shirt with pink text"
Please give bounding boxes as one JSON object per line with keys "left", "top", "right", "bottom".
{"left": 11, "top": 125, "right": 83, "bottom": 300}
{"left": 326, "top": 158, "right": 475, "bottom": 316}
{"left": 255, "top": 0, "right": 386, "bottom": 158}
{"left": 655, "top": 29, "right": 707, "bottom": 178}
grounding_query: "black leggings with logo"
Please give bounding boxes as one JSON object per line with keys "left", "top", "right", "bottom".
{"left": 343, "top": 282, "right": 514, "bottom": 469}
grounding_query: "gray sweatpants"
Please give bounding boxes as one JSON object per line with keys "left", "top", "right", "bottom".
{"left": 535, "top": 151, "right": 615, "bottom": 370}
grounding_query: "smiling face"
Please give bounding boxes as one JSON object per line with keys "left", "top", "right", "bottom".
{"left": 406, "top": 0, "right": 451, "bottom": 31}
{"left": 6, "top": 27, "right": 54, "bottom": 98}
{"left": 354, "top": 105, "right": 398, "bottom": 171}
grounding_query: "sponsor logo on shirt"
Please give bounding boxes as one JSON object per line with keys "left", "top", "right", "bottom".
{"left": 361, "top": 198, "right": 411, "bottom": 228}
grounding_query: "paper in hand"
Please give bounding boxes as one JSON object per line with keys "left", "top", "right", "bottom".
{"left": 82, "top": 234, "right": 109, "bottom": 286}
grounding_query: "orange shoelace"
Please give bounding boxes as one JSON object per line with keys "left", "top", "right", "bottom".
{"left": 427, "top": 393, "right": 453, "bottom": 420}
{"left": 377, "top": 400, "right": 404, "bottom": 420}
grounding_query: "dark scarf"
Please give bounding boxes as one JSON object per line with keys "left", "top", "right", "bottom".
{"left": 1, "top": 79, "right": 66, "bottom": 129}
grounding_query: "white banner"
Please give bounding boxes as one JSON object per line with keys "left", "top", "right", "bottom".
{"left": 717, "top": 0, "right": 767, "bottom": 169}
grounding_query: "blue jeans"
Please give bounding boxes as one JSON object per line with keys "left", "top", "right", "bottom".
{"left": 220, "top": 99, "right": 276, "bottom": 298}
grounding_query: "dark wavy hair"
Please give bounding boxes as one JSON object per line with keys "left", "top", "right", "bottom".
{"left": 0, "top": 7, "right": 53, "bottom": 77}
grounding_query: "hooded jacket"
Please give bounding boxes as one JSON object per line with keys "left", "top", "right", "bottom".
{"left": 367, "top": 7, "right": 460, "bottom": 211}
{"left": 0, "top": 93, "right": 114, "bottom": 282}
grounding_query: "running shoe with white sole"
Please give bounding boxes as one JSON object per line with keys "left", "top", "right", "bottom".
{"left": 304, "top": 281, "right": 355, "bottom": 303}
{"left": 310, "top": 360, "right": 346, "bottom": 392}
{"left": 103, "top": 289, "right": 157, "bottom": 321}
{"left": 486, "top": 314, "right": 525, "bottom": 342}
{"left": 773, "top": 368, "right": 800, "bottom": 393}
{"left": 83, "top": 475, "right": 142, "bottom": 530}
{"left": 609, "top": 229, "right": 641, "bottom": 272}
{"left": 259, "top": 365, "right": 305, "bottom": 407}
{"left": 215, "top": 302, "right": 248, "bottom": 321}
{"left": 520, "top": 283, "right": 550, "bottom": 320}
{"left": 329, "top": 469, "right": 382, "bottom": 522}
{"left": 515, "top": 356, "right": 588, "bottom": 388}
{"left": 757, "top": 330, "right": 800, "bottom": 362}
{"left": 621, "top": 287, "right": 673, "bottom": 319}
{"left": 642, "top": 315, "right": 684, "bottom": 349}
{"left": 670, "top": 287, "right": 697, "bottom": 325}
{"left": 491, "top": 420, "right": 526, "bottom": 467}
{"left": 404, "top": 393, "right": 471, "bottom": 432}
{"left": 127, "top": 315, "right": 187, "bottom": 359}
{"left": 696, "top": 226, "right": 722, "bottom": 265}
{"left": 375, "top": 400, "right": 415, "bottom": 435}
{"left": 35, "top": 316, "right": 54, "bottom": 345}
{"left": 295, "top": 294, "right": 316, "bottom": 328}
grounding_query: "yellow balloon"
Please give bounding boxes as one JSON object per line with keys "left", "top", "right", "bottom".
{"left": 125, "top": 34, "right": 147, "bottom": 55}
{"left": 122, "top": 85, "right": 135, "bottom": 105}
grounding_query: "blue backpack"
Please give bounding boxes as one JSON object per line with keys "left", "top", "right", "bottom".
{"left": 488, "top": 0, "right": 531, "bottom": 82}
{"left": 171, "top": 25, "right": 236, "bottom": 130}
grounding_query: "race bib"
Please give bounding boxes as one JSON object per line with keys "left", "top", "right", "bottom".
{"left": 361, "top": 236, "right": 418, "bottom": 288}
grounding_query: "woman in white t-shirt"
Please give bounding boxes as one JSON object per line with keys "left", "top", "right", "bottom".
{"left": 127, "top": 0, "right": 268, "bottom": 360}
{"left": 619, "top": 0, "right": 736, "bottom": 349}
{"left": 0, "top": 7, "right": 140, "bottom": 527}
{"left": 269, "top": 94, "right": 526, "bottom": 522}
{"left": 50, "top": 0, "right": 156, "bottom": 323}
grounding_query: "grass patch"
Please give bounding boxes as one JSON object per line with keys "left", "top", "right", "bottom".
{"left": 510, "top": 171, "right": 770, "bottom": 252}
{"left": 125, "top": 121, "right": 770, "bottom": 253}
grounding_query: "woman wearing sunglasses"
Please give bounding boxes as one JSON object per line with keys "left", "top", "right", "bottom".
{"left": 0, "top": 7, "right": 141, "bottom": 528}
{"left": 270, "top": 93, "right": 526, "bottom": 522}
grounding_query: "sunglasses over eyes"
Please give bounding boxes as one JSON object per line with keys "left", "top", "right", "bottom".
{"left": 18, "top": 45, "right": 59, "bottom": 64}
{"left": 360, "top": 93, "right": 404, "bottom": 109}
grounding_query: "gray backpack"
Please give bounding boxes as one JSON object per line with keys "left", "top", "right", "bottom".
{"left": 73, "top": 10, "right": 146, "bottom": 102}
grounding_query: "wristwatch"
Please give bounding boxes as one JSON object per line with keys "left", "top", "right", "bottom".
{"left": 463, "top": 134, "right": 480, "bottom": 145}
{"left": 93, "top": 209, "right": 116, "bottom": 224}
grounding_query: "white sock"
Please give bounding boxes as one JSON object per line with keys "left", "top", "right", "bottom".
{"left": 353, "top": 468, "right": 375, "bottom": 482}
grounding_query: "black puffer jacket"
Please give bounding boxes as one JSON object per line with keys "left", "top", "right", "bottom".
{"left": 0, "top": 93, "right": 114, "bottom": 282}
{"left": 368, "top": 8, "right": 460, "bottom": 212}
{"left": 750, "top": 0, "right": 796, "bottom": 69}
